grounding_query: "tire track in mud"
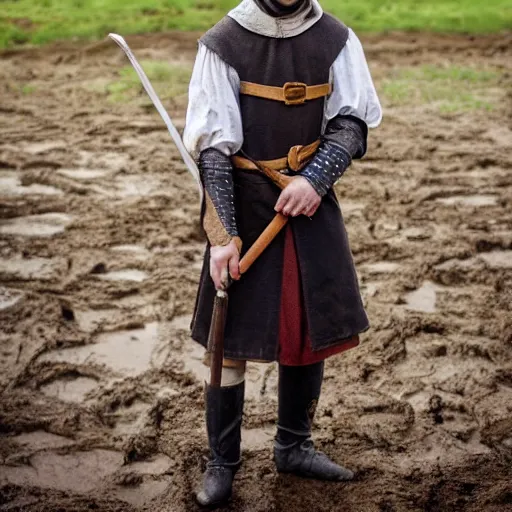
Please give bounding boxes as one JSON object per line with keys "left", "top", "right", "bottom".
{"left": 0, "top": 32, "right": 511, "bottom": 511}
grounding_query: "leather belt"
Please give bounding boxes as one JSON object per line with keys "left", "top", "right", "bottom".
{"left": 232, "top": 139, "right": 320, "bottom": 173}
{"left": 240, "top": 81, "right": 331, "bottom": 106}
{"left": 231, "top": 140, "right": 321, "bottom": 190}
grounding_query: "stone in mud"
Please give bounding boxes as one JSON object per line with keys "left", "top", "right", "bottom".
{"left": 90, "top": 262, "right": 107, "bottom": 274}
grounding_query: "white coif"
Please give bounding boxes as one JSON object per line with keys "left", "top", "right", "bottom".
{"left": 228, "top": 0, "right": 323, "bottom": 39}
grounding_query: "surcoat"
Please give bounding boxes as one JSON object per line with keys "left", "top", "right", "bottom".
{"left": 185, "top": 4, "right": 381, "bottom": 362}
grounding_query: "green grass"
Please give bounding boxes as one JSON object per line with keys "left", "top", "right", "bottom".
{"left": 102, "top": 60, "right": 191, "bottom": 103}
{"left": 0, "top": 0, "right": 510, "bottom": 49}
{"left": 381, "top": 65, "right": 502, "bottom": 113}
{"left": 21, "top": 84, "right": 37, "bottom": 94}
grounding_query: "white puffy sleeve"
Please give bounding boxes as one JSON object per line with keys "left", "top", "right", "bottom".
{"left": 325, "top": 28, "right": 382, "bottom": 128}
{"left": 183, "top": 43, "right": 243, "bottom": 159}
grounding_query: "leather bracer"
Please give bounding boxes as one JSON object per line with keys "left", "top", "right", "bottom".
{"left": 300, "top": 115, "right": 368, "bottom": 197}
{"left": 199, "top": 148, "right": 242, "bottom": 251}
{"left": 324, "top": 114, "right": 368, "bottom": 159}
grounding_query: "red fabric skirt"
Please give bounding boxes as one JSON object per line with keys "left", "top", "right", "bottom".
{"left": 278, "top": 225, "right": 360, "bottom": 366}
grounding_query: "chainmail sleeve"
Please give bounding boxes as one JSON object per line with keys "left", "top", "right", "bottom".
{"left": 300, "top": 115, "right": 368, "bottom": 197}
{"left": 199, "top": 148, "right": 242, "bottom": 252}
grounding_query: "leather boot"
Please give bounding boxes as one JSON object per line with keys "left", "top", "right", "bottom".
{"left": 196, "top": 381, "right": 245, "bottom": 507}
{"left": 274, "top": 362, "right": 354, "bottom": 482}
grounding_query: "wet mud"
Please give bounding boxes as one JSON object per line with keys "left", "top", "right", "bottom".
{"left": 0, "top": 32, "right": 511, "bottom": 511}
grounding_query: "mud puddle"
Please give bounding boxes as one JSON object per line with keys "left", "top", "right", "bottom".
{"left": 57, "top": 168, "right": 111, "bottom": 180}
{"left": 363, "top": 261, "right": 402, "bottom": 274}
{"left": 110, "top": 244, "right": 152, "bottom": 261}
{"left": 11, "top": 431, "right": 75, "bottom": 451}
{"left": 40, "top": 376, "right": 100, "bottom": 403}
{"left": 38, "top": 322, "right": 168, "bottom": 377}
{"left": 0, "top": 171, "right": 63, "bottom": 196}
{"left": 435, "top": 194, "right": 499, "bottom": 207}
{"left": 404, "top": 280, "right": 441, "bottom": 313}
{"left": 0, "top": 450, "right": 124, "bottom": 493}
{"left": 0, "top": 213, "right": 73, "bottom": 237}
{"left": 0, "top": 255, "right": 67, "bottom": 280}
{"left": 480, "top": 250, "right": 512, "bottom": 269}
{"left": 96, "top": 269, "right": 149, "bottom": 282}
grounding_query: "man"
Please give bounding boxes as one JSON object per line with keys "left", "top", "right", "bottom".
{"left": 183, "top": 0, "right": 382, "bottom": 506}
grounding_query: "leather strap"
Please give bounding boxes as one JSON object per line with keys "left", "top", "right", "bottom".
{"left": 232, "top": 139, "right": 320, "bottom": 172}
{"left": 240, "top": 81, "right": 331, "bottom": 106}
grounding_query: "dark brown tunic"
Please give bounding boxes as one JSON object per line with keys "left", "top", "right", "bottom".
{"left": 191, "top": 13, "right": 369, "bottom": 361}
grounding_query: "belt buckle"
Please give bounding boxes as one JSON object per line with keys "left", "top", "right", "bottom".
{"left": 283, "top": 82, "right": 307, "bottom": 106}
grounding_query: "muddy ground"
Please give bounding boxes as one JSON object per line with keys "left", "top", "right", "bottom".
{"left": 0, "top": 31, "right": 511, "bottom": 512}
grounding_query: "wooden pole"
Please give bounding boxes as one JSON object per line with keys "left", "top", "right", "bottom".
{"left": 207, "top": 212, "right": 289, "bottom": 387}
{"left": 207, "top": 163, "right": 292, "bottom": 387}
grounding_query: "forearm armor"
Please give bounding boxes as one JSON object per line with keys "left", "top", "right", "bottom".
{"left": 199, "top": 148, "right": 242, "bottom": 251}
{"left": 301, "top": 115, "right": 368, "bottom": 197}
{"left": 324, "top": 114, "right": 368, "bottom": 159}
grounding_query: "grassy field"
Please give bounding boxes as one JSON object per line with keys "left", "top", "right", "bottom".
{"left": 1, "top": 0, "right": 511, "bottom": 49}
{"left": 381, "top": 65, "right": 502, "bottom": 113}
{"left": 95, "top": 59, "right": 502, "bottom": 115}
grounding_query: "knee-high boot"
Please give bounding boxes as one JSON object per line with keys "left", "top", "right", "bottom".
{"left": 196, "top": 381, "right": 245, "bottom": 507}
{"left": 274, "top": 362, "right": 354, "bottom": 481}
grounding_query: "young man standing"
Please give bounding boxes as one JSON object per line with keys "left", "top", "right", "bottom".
{"left": 183, "top": 0, "right": 382, "bottom": 506}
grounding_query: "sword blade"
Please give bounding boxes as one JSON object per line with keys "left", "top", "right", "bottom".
{"left": 108, "top": 33, "right": 202, "bottom": 199}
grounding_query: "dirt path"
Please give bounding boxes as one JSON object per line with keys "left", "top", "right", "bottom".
{"left": 0, "top": 32, "right": 511, "bottom": 511}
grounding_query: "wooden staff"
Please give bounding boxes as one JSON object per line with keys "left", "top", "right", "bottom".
{"left": 208, "top": 167, "right": 293, "bottom": 387}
